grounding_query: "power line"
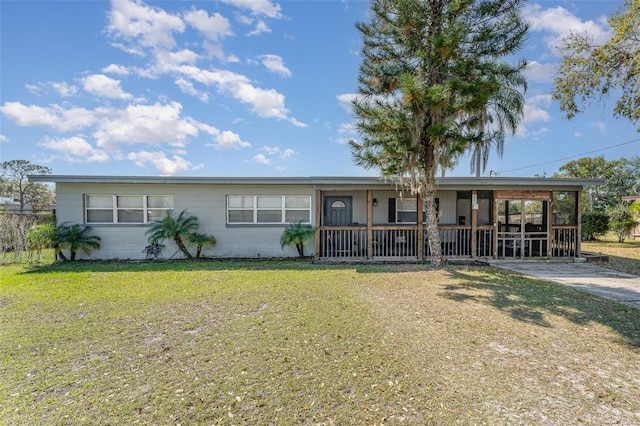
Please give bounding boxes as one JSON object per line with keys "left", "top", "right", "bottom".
{"left": 496, "top": 137, "right": 640, "bottom": 174}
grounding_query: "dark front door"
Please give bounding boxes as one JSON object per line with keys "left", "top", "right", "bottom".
{"left": 323, "top": 196, "right": 354, "bottom": 257}
{"left": 324, "top": 196, "right": 352, "bottom": 226}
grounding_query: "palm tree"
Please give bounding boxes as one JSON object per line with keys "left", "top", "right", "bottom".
{"left": 468, "top": 72, "right": 526, "bottom": 177}
{"left": 26, "top": 220, "right": 57, "bottom": 261}
{"left": 187, "top": 232, "right": 216, "bottom": 259}
{"left": 280, "top": 221, "right": 315, "bottom": 258}
{"left": 57, "top": 223, "right": 101, "bottom": 260}
{"left": 146, "top": 210, "right": 199, "bottom": 259}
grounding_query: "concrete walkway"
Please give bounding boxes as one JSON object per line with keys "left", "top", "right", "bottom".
{"left": 490, "top": 261, "right": 640, "bottom": 310}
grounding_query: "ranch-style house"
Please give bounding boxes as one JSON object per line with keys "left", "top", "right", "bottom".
{"left": 29, "top": 175, "right": 604, "bottom": 262}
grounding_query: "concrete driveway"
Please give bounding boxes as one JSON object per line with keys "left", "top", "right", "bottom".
{"left": 491, "top": 261, "right": 640, "bottom": 310}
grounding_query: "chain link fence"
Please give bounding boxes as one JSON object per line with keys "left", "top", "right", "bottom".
{"left": 0, "top": 210, "right": 56, "bottom": 264}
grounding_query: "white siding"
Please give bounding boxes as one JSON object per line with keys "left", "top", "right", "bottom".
{"left": 438, "top": 191, "right": 457, "bottom": 224}
{"left": 56, "top": 183, "right": 315, "bottom": 260}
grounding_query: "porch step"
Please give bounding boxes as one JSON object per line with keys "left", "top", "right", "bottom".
{"left": 581, "top": 251, "right": 609, "bottom": 262}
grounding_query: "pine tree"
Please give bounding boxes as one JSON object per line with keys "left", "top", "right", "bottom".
{"left": 351, "top": 0, "right": 528, "bottom": 266}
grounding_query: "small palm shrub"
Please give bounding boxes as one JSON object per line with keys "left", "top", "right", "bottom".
{"left": 27, "top": 221, "right": 101, "bottom": 261}
{"left": 26, "top": 221, "right": 57, "bottom": 260}
{"left": 280, "top": 221, "right": 315, "bottom": 258}
{"left": 188, "top": 232, "right": 217, "bottom": 259}
{"left": 57, "top": 223, "right": 101, "bottom": 260}
{"left": 146, "top": 210, "right": 211, "bottom": 260}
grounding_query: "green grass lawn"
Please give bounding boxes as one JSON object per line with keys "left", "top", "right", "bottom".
{"left": 1, "top": 261, "right": 639, "bottom": 425}
{"left": 582, "top": 233, "right": 640, "bottom": 275}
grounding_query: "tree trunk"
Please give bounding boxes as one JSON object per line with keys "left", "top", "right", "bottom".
{"left": 423, "top": 143, "right": 443, "bottom": 267}
{"left": 175, "top": 237, "right": 193, "bottom": 259}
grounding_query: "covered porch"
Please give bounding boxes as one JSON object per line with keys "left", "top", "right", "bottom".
{"left": 312, "top": 178, "right": 584, "bottom": 262}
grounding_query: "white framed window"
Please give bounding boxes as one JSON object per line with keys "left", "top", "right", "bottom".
{"left": 394, "top": 198, "right": 435, "bottom": 223}
{"left": 396, "top": 198, "right": 417, "bottom": 223}
{"left": 227, "top": 195, "right": 311, "bottom": 224}
{"left": 85, "top": 194, "right": 173, "bottom": 224}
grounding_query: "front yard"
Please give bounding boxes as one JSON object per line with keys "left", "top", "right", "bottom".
{"left": 1, "top": 261, "right": 639, "bottom": 425}
{"left": 582, "top": 233, "right": 640, "bottom": 275}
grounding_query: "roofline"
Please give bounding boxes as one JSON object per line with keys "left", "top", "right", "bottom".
{"left": 28, "top": 174, "right": 605, "bottom": 188}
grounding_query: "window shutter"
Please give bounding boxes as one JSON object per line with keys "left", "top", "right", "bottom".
{"left": 388, "top": 198, "right": 396, "bottom": 223}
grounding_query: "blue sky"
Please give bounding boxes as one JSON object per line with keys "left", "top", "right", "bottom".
{"left": 1, "top": 0, "right": 638, "bottom": 177}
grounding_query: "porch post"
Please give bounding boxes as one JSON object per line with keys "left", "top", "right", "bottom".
{"left": 471, "top": 190, "right": 477, "bottom": 259}
{"left": 547, "top": 194, "right": 554, "bottom": 259}
{"left": 314, "top": 190, "right": 322, "bottom": 261}
{"left": 576, "top": 189, "right": 582, "bottom": 257}
{"left": 492, "top": 195, "right": 498, "bottom": 258}
{"left": 367, "top": 189, "right": 373, "bottom": 259}
{"left": 417, "top": 192, "right": 424, "bottom": 259}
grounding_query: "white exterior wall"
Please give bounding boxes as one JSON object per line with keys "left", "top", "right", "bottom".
{"left": 56, "top": 182, "right": 315, "bottom": 260}
{"left": 369, "top": 190, "right": 458, "bottom": 225}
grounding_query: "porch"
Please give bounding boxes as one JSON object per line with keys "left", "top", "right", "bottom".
{"left": 313, "top": 187, "right": 581, "bottom": 262}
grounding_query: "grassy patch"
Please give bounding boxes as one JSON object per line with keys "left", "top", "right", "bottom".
{"left": 582, "top": 233, "right": 640, "bottom": 275}
{"left": 1, "top": 261, "right": 639, "bottom": 425}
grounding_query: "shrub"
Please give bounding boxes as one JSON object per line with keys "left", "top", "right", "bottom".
{"left": 280, "top": 221, "right": 315, "bottom": 257}
{"left": 607, "top": 205, "right": 638, "bottom": 243}
{"left": 581, "top": 211, "right": 608, "bottom": 241}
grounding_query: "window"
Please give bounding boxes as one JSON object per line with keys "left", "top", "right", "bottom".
{"left": 396, "top": 198, "right": 420, "bottom": 223}
{"left": 553, "top": 191, "right": 577, "bottom": 225}
{"left": 85, "top": 195, "right": 173, "bottom": 224}
{"left": 227, "top": 195, "right": 311, "bottom": 224}
{"left": 389, "top": 197, "right": 438, "bottom": 223}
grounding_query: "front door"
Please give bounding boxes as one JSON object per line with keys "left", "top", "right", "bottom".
{"left": 323, "top": 196, "right": 353, "bottom": 257}
{"left": 324, "top": 196, "right": 352, "bottom": 226}
{"left": 496, "top": 198, "right": 549, "bottom": 258}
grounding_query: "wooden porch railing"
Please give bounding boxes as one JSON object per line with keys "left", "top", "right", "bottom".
{"left": 318, "top": 224, "right": 578, "bottom": 260}
{"left": 551, "top": 226, "right": 578, "bottom": 258}
{"left": 319, "top": 225, "right": 489, "bottom": 260}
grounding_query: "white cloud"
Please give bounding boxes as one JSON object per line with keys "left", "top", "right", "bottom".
{"left": 338, "top": 122, "right": 357, "bottom": 135}
{"left": 38, "top": 136, "right": 109, "bottom": 162}
{"left": 260, "top": 145, "right": 279, "bottom": 155}
{"left": 524, "top": 61, "right": 557, "bottom": 84}
{"left": 222, "top": 0, "right": 282, "bottom": 19}
{"left": 523, "top": 94, "right": 553, "bottom": 124}
{"left": 184, "top": 8, "right": 232, "bottom": 41}
{"left": 212, "top": 130, "right": 252, "bottom": 149}
{"left": 107, "top": 0, "right": 185, "bottom": 52}
{"left": 279, "top": 148, "right": 296, "bottom": 159}
{"left": 260, "top": 54, "right": 291, "bottom": 77}
{"left": 178, "top": 65, "right": 305, "bottom": 125}
{"left": 0, "top": 102, "right": 96, "bottom": 132}
{"left": 247, "top": 20, "right": 271, "bottom": 36}
{"left": 127, "top": 150, "right": 201, "bottom": 175}
{"left": 175, "top": 78, "right": 209, "bottom": 102}
{"left": 334, "top": 137, "right": 352, "bottom": 145}
{"left": 524, "top": 4, "right": 611, "bottom": 55}
{"left": 256, "top": 145, "right": 297, "bottom": 162}
{"left": 150, "top": 49, "right": 201, "bottom": 75}
{"left": 93, "top": 102, "right": 199, "bottom": 150}
{"left": 25, "top": 81, "right": 78, "bottom": 97}
{"left": 82, "top": 74, "right": 133, "bottom": 100}
{"left": 516, "top": 95, "right": 553, "bottom": 138}
{"left": 252, "top": 153, "right": 271, "bottom": 165}
{"left": 102, "top": 64, "right": 130, "bottom": 75}
{"left": 337, "top": 93, "right": 357, "bottom": 113}
{"left": 51, "top": 82, "right": 79, "bottom": 97}
{"left": 0, "top": 134, "right": 8, "bottom": 143}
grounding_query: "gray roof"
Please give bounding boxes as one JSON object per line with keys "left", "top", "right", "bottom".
{"left": 28, "top": 174, "right": 604, "bottom": 190}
